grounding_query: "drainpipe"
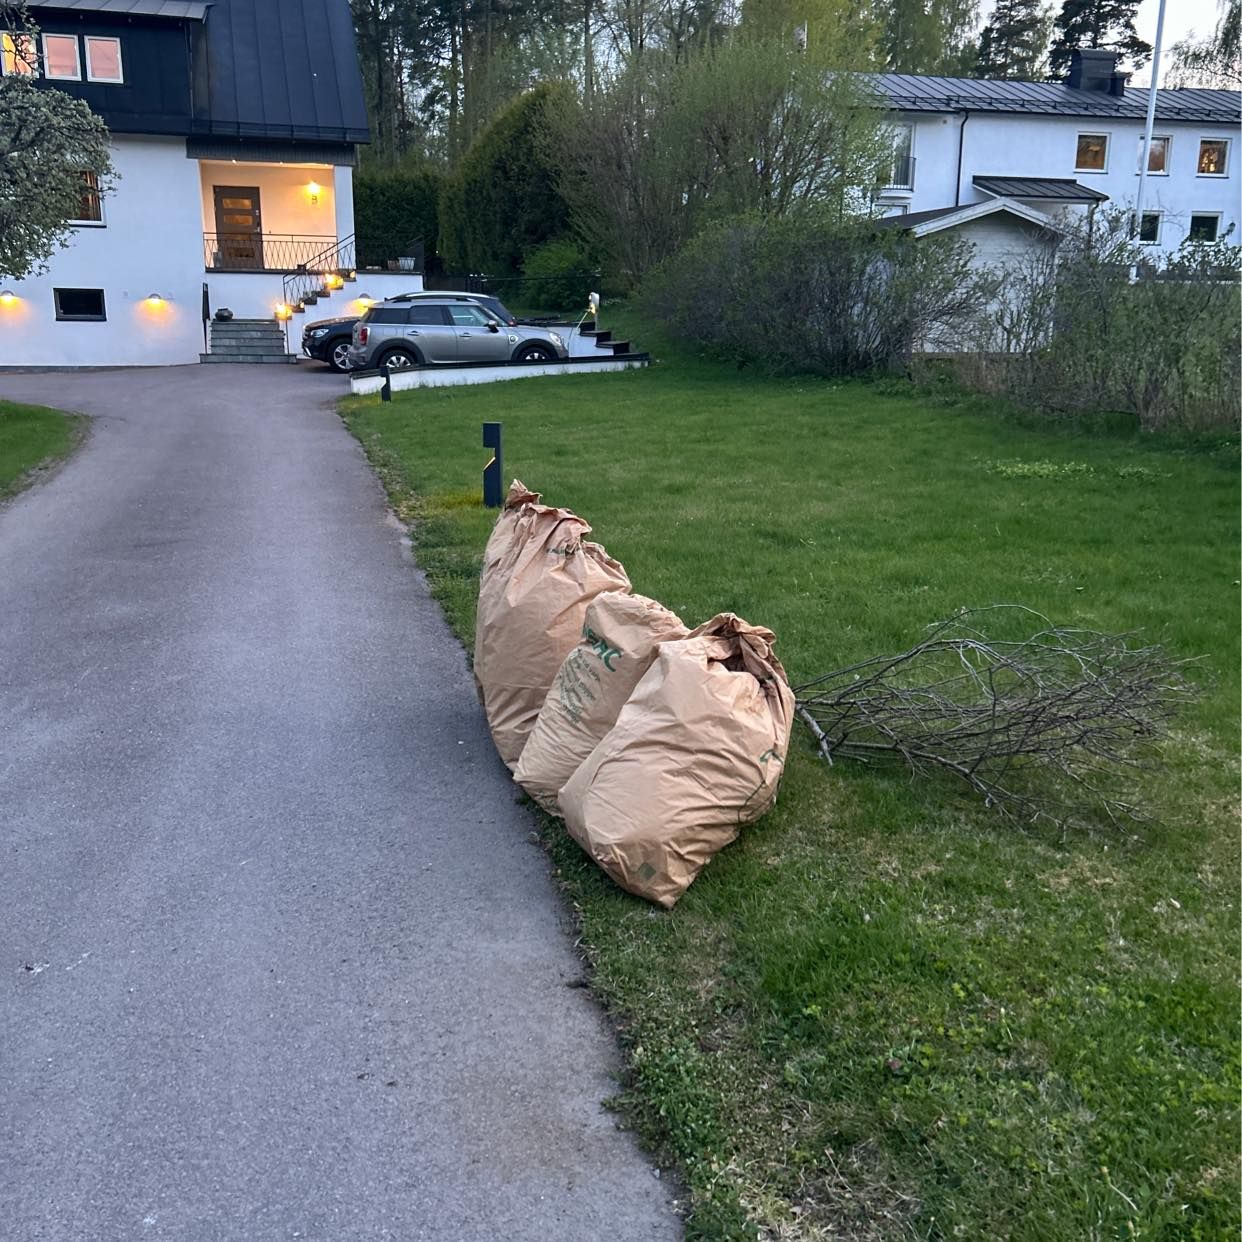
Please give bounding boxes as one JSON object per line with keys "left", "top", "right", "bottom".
{"left": 954, "top": 109, "right": 970, "bottom": 207}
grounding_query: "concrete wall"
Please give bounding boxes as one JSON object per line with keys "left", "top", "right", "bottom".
{"left": 882, "top": 110, "right": 1240, "bottom": 253}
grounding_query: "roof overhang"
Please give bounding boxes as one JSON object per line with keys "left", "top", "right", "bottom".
{"left": 36, "top": 0, "right": 211, "bottom": 18}
{"left": 974, "top": 175, "right": 1110, "bottom": 204}
{"left": 887, "top": 198, "right": 1066, "bottom": 239}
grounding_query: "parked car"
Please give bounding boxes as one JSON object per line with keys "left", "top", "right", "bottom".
{"left": 301, "top": 291, "right": 519, "bottom": 372}
{"left": 346, "top": 298, "right": 569, "bottom": 372}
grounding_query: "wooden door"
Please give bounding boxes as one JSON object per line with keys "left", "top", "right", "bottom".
{"left": 213, "top": 186, "right": 263, "bottom": 270}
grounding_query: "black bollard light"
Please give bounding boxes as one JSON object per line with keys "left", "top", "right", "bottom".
{"left": 483, "top": 422, "right": 503, "bottom": 508}
{"left": 380, "top": 370, "right": 392, "bottom": 402}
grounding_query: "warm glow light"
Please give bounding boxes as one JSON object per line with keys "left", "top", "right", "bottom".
{"left": 355, "top": 293, "right": 373, "bottom": 309}
{"left": 0, "top": 290, "right": 16, "bottom": 305}
{"left": 307, "top": 180, "right": 321, "bottom": 204}
{"left": 324, "top": 273, "right": 343, "bottom": 290}
{"left": 275, "top": 302, "right": 293, "bottom": 319}
{"left": 146, "top": 293, "right": 164, "bottom": 304}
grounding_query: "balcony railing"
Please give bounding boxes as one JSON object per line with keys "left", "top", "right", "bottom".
{"left": 881, "top": 154, "right": 916, "bottom": 191}
{"left": 203, "top": 233, "right": 342, "bottom": 272}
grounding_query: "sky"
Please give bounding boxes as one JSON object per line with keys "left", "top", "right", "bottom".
{"left": 1131, "top": 0, "right": 1220, "bottom": 84}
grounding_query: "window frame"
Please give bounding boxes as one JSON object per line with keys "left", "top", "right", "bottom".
{"left": 69, "top": 170, "right": 106, "bottom": 228}
{"left": 1137, "top": 134, "right": 1171, "bottom": 175}
{"left": 1075, "top": 132, "right": 1110, "bottom": 174}
{"left": 1137, "top": 211, "right": 1161, "bottom": 245}
{"left": 83, "top": 35, "right": 123, "bottom": 84}
{"left": 41, "top": 32, "right": 81, "bottom": 81}
{"left": 1188, "top": 212, "right": 1222, "bottom": 243}
{"left": 1, "top": 31, "right": 36, "bottom": 76}
{"left": 1197, "top": 138, "right": 1230, "bottom": 177}
{"left": 53, "top": 288, "right": 107, "bottom": 322}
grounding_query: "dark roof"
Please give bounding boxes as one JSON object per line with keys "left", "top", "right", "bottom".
{"left": 974, "top": 175, "right": 1109, "bottom": 202}
{"left": 873, "top": 206, "right": 962, "bottom": 230}
{"left": 194, "top": 0, "right": 369, "bottom": 144}
{"left": 869, "top": 72, "right": 1242, "bottom": 125}
{"left": 40, "top": 0, "right": 210, "bottom": 15}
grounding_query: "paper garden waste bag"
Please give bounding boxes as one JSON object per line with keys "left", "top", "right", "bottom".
{"left": 474, "top": 481, "right": 631, "bottom": 769}
{"left": 559, "top": 613, "right": 794, "bottom": 908}
{"left": 513, "top": 591, "right": 688, "bottom": 813}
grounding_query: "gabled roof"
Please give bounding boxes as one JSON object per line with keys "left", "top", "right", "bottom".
{"left": 39, "top": 0, "right": 210, "bottom": 16}
{"left": 874, "top": 198, "right": 1064, "bottom": 238}
{"left": 973, "top": 175, "right": 1109, "bottom": 203}
{"left": 193, "top": 0, "right": 369, "bottom": 144}
{"left": 869, "top": 72, "right": 1241, "bottom": 125}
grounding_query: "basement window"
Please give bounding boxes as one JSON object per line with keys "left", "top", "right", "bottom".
{"left": 54, "top": 288, "right": 106, "bottom": 321}
{"left": 1075, "top": 133, "right": 1109, "bottom": 172}
{"left": 42, "top": 33, "right": 81, "bottom": 80}
{"left": 1, "top": 31, "right": 36, "bottom": 75}
{"left": 84, "top": 36, "right": 123, "bottom": 84}
{"left": 1188, "top": 213, "right": 1220, "bottom": 242}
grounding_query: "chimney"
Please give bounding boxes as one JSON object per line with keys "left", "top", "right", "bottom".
{"left": 1068, "top": 48, "right": 1122, "bottom": 92}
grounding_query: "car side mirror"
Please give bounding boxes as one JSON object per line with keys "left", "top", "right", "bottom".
{"left": 486, "top": 320, "right": 500, "bottom": 333}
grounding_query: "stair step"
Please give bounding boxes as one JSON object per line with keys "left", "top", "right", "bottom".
{"left": 200, "top": 353, "right": 297, "bottom": 365}
{"left": 610, "top": 340, "right": 631, "bottom": 354}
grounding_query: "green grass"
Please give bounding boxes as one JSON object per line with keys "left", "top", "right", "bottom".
{"left": 341, "top": 315, "right": 1240, "bottom": 1241}
{"left": 0, "top": 400, "right": 83, "bottom": 500}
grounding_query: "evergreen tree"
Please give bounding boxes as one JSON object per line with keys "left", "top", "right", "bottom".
{"left": 881, "top": 0, "right": 980, "bottom": 74}
{"left": 1048, "top": 0, "right": 1150, "bottom": 76}
{"left": 974, "top": 0, "right": 1051, "bottom": 79}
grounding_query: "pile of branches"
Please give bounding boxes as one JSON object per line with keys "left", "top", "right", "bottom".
{"left": 793, "top": 608, "right": 1195, "bottom": 830}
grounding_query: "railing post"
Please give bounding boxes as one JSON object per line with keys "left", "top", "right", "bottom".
{"left": 482, "top": 422, "right": 503, "bottom": 507}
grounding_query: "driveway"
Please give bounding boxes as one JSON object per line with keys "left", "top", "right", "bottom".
{"left": 0, "top": 365, "right": 679, "bottom": 1240}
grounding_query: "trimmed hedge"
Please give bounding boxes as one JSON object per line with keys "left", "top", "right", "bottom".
{"left": 354, "top": 169, "right": 441, "bottom": 270}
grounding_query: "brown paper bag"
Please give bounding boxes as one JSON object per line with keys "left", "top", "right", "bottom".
{"left": 513, "top": 591, "right": 688, "bottom": 813}
{"left": 474, "top": 482, "right": 631, "bottom": 769}
{"left": 560, "top": 614, "right": 794, "bottom": 908}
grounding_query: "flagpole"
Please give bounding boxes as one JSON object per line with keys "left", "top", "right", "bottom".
{"left": 1134, "top": 0, "right": 1168, "bottom": 241}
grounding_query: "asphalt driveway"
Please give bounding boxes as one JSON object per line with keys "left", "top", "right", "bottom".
{"left": 0, "top": 365, "right": 679, "bottom": 1240}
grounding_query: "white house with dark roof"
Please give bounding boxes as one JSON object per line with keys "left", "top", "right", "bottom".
{"left": 0, "top": 0, "right": 419, "bottom": 367}
{"left": 871, "top": 49, "right": 1241, "bottom": 255}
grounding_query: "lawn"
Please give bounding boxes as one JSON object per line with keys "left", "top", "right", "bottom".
{"left": 0, "top": 400, "right": 82, "bottom": 501}
{"left": 341, "top": 320, "right": 1240, "bottom": 1241}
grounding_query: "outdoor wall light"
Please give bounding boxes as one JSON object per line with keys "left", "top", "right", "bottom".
{"left": 324, "top": 273, "right": 343, "bottom": 290}
{"left": 307, "top": 180, "right": 321, "bottom": 205}
{"left": 355, "top": 293, "right": 373, "bottom": 307}
{"left": 0, "top": 290, "right": 17, "bottom": 305}
{"left": 275, "top": 302, "right": 293, "bottom": 319}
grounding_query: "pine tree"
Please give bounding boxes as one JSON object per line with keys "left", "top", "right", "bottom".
{"left": 1048, "top": 0, "right": 1151, "bottom": 76}
{"left": 974, "top": 0, "right": 1051, "bottom": 79}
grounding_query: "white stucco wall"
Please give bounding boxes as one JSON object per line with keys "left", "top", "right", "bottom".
{"left": 884, "top": 109, "right": 1240, "bottom": 253}
{"left": 0, "top": 135, "right": 206, "bottom": 367}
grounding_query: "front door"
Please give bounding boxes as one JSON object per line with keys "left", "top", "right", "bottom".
{"left": 213, "top": 186, "right": 263, "bottom": 270}
{"left": 446, "top": 303, "right": 511, "bottom": 363}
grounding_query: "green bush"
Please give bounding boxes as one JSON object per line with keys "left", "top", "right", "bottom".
{"left": 353, "top": 168, "right": 440, "bottom": 270}
{"left": 520, "top": 238, "right": 595, "bottom": 312}
{"left": 438, "top": 83, "right": 573, "bottom": 277}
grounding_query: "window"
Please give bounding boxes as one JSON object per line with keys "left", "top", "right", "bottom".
{"left": 71, "top": 171, "right": 103, "bottom": 225}
{"left": 407, "top": 306, "right": 449, "bottom": 325}
{"left": 1198, "top": 139, "right": 1229, "bottom": 175}
{"left": 1137, "top": 212, "right": 1161, "bottom": 244}
{"left": 1075, "top": 133, "right": 1109, "bottom": 172}
{"left": 886, "top": 124, "right": 915, "bottom": 188}
{"left": 1137, "top": 135, "right": 1169, "bottom": 174}
{"left": 362, "top": 307, "right": 410, "bottom": 324}
{"left": 1, "top": 31, "right": 35, "bottom": 75}
{"left": 42, "top": 33, "right": 81, "bottom": 80}
{"left": 1188, "top": 213, "right": 1220, "bottom": 242}
{"left": 54, "top": 288, "right": 106, "bottom": 321}
{"left": 84, "top": 35, "right": 123, "bottom": 83}
{"left": 448, "top": 304, "right": 490, "bottom": 326}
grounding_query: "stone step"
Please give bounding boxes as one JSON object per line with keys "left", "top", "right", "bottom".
{"left": 200, "top": 353, "right": 297, "bottom": 365}
{"left": 210, "top": 346, "right": 291, "bottom": 358}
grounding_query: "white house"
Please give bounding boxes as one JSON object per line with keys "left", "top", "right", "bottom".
{"left": 0, "top": 0, "right": 419, "bottom": 368}
{"left": 870, "top": 50, "right": 1242, "bottom": 256}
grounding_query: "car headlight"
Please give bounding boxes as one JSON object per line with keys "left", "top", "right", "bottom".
{"left": 548, "top": 332, "right": 565, "bottom": 348}
{"left": 308, "top": 327, "right": 329, "bottom": 338}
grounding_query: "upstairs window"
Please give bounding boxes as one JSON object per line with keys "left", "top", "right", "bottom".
{"left": 72, "top": 171, "right": 103, "bottom": 225}
{"left": 1197, "top": 139, "right": 1229, "bottom": 175}
{"left": 1075, "top": 133, "right": 1109, "bottom": 172}
{"left": 42, "top": 33, "right": 81, "bottom": 80}
{"left": 885, "top": 124, "right": 915, "bottom": 188}
{"left": 1138, "top": 135, "right": 1169, "bottom": 174}
{"left": 1, "top": 31, "right": 36, "bottom": 75}
{"left": 84, "top": 36, "right": 123, "bottom": 83}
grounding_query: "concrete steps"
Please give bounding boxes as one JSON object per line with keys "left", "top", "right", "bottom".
{"left": 202, "top": 319, "right": 296, "bottom": 365}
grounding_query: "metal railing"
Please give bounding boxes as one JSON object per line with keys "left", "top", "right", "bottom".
{"left": 281, "top": 234, "right": 358, "bottom": 311}
{"left": 203, "top": 233, "right": 342, "bottom": 272}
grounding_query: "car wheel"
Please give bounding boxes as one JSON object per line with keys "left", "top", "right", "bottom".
{"left": 514, "top": 344, "right": 554, "bottom": 363}
{"left": 380, "top": 347, "right": 418, "bottom": 371}
{"left": 328, "top": 339, "right": 353, "bottom": 372}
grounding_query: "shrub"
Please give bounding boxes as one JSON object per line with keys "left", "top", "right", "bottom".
{"left": 521, "top": 238, "right": 595, "bottom": 312}
{"left": 353, "top": 168, "right": 441, "bottom": 270}
{"left": 641, "top": 212, "right": 997, "bottom": 376}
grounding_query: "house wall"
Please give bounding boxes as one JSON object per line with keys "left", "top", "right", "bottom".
{"left": 198, "top": 160, "right": 338, "bottom": 241}
{"left": 885, "top": 110, "right": 1241, "bottom": 252}
{"left": 0, "top": 135, "right": 206, "bottom": 367}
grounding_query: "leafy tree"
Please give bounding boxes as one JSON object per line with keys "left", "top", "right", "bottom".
{"left": 1167, "top": 0, "right": 1241, "bottom": 88}
{"left": 0, "top": 3, "right": 114, "bottom": 280}
{"left": 881, "top": 0, "right": 980, "bottom": 73}
{"left": 438, "top": 81, "right": 574, "bottom": 274}
{"left": 740, "top": 0, "right": 880, "bottom": 63}
{"left": 1048, "top": 0, "right": 1150, "bottom": 75}
{"left": 974, "top": 0, "right": 1052, "bottom": 78}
